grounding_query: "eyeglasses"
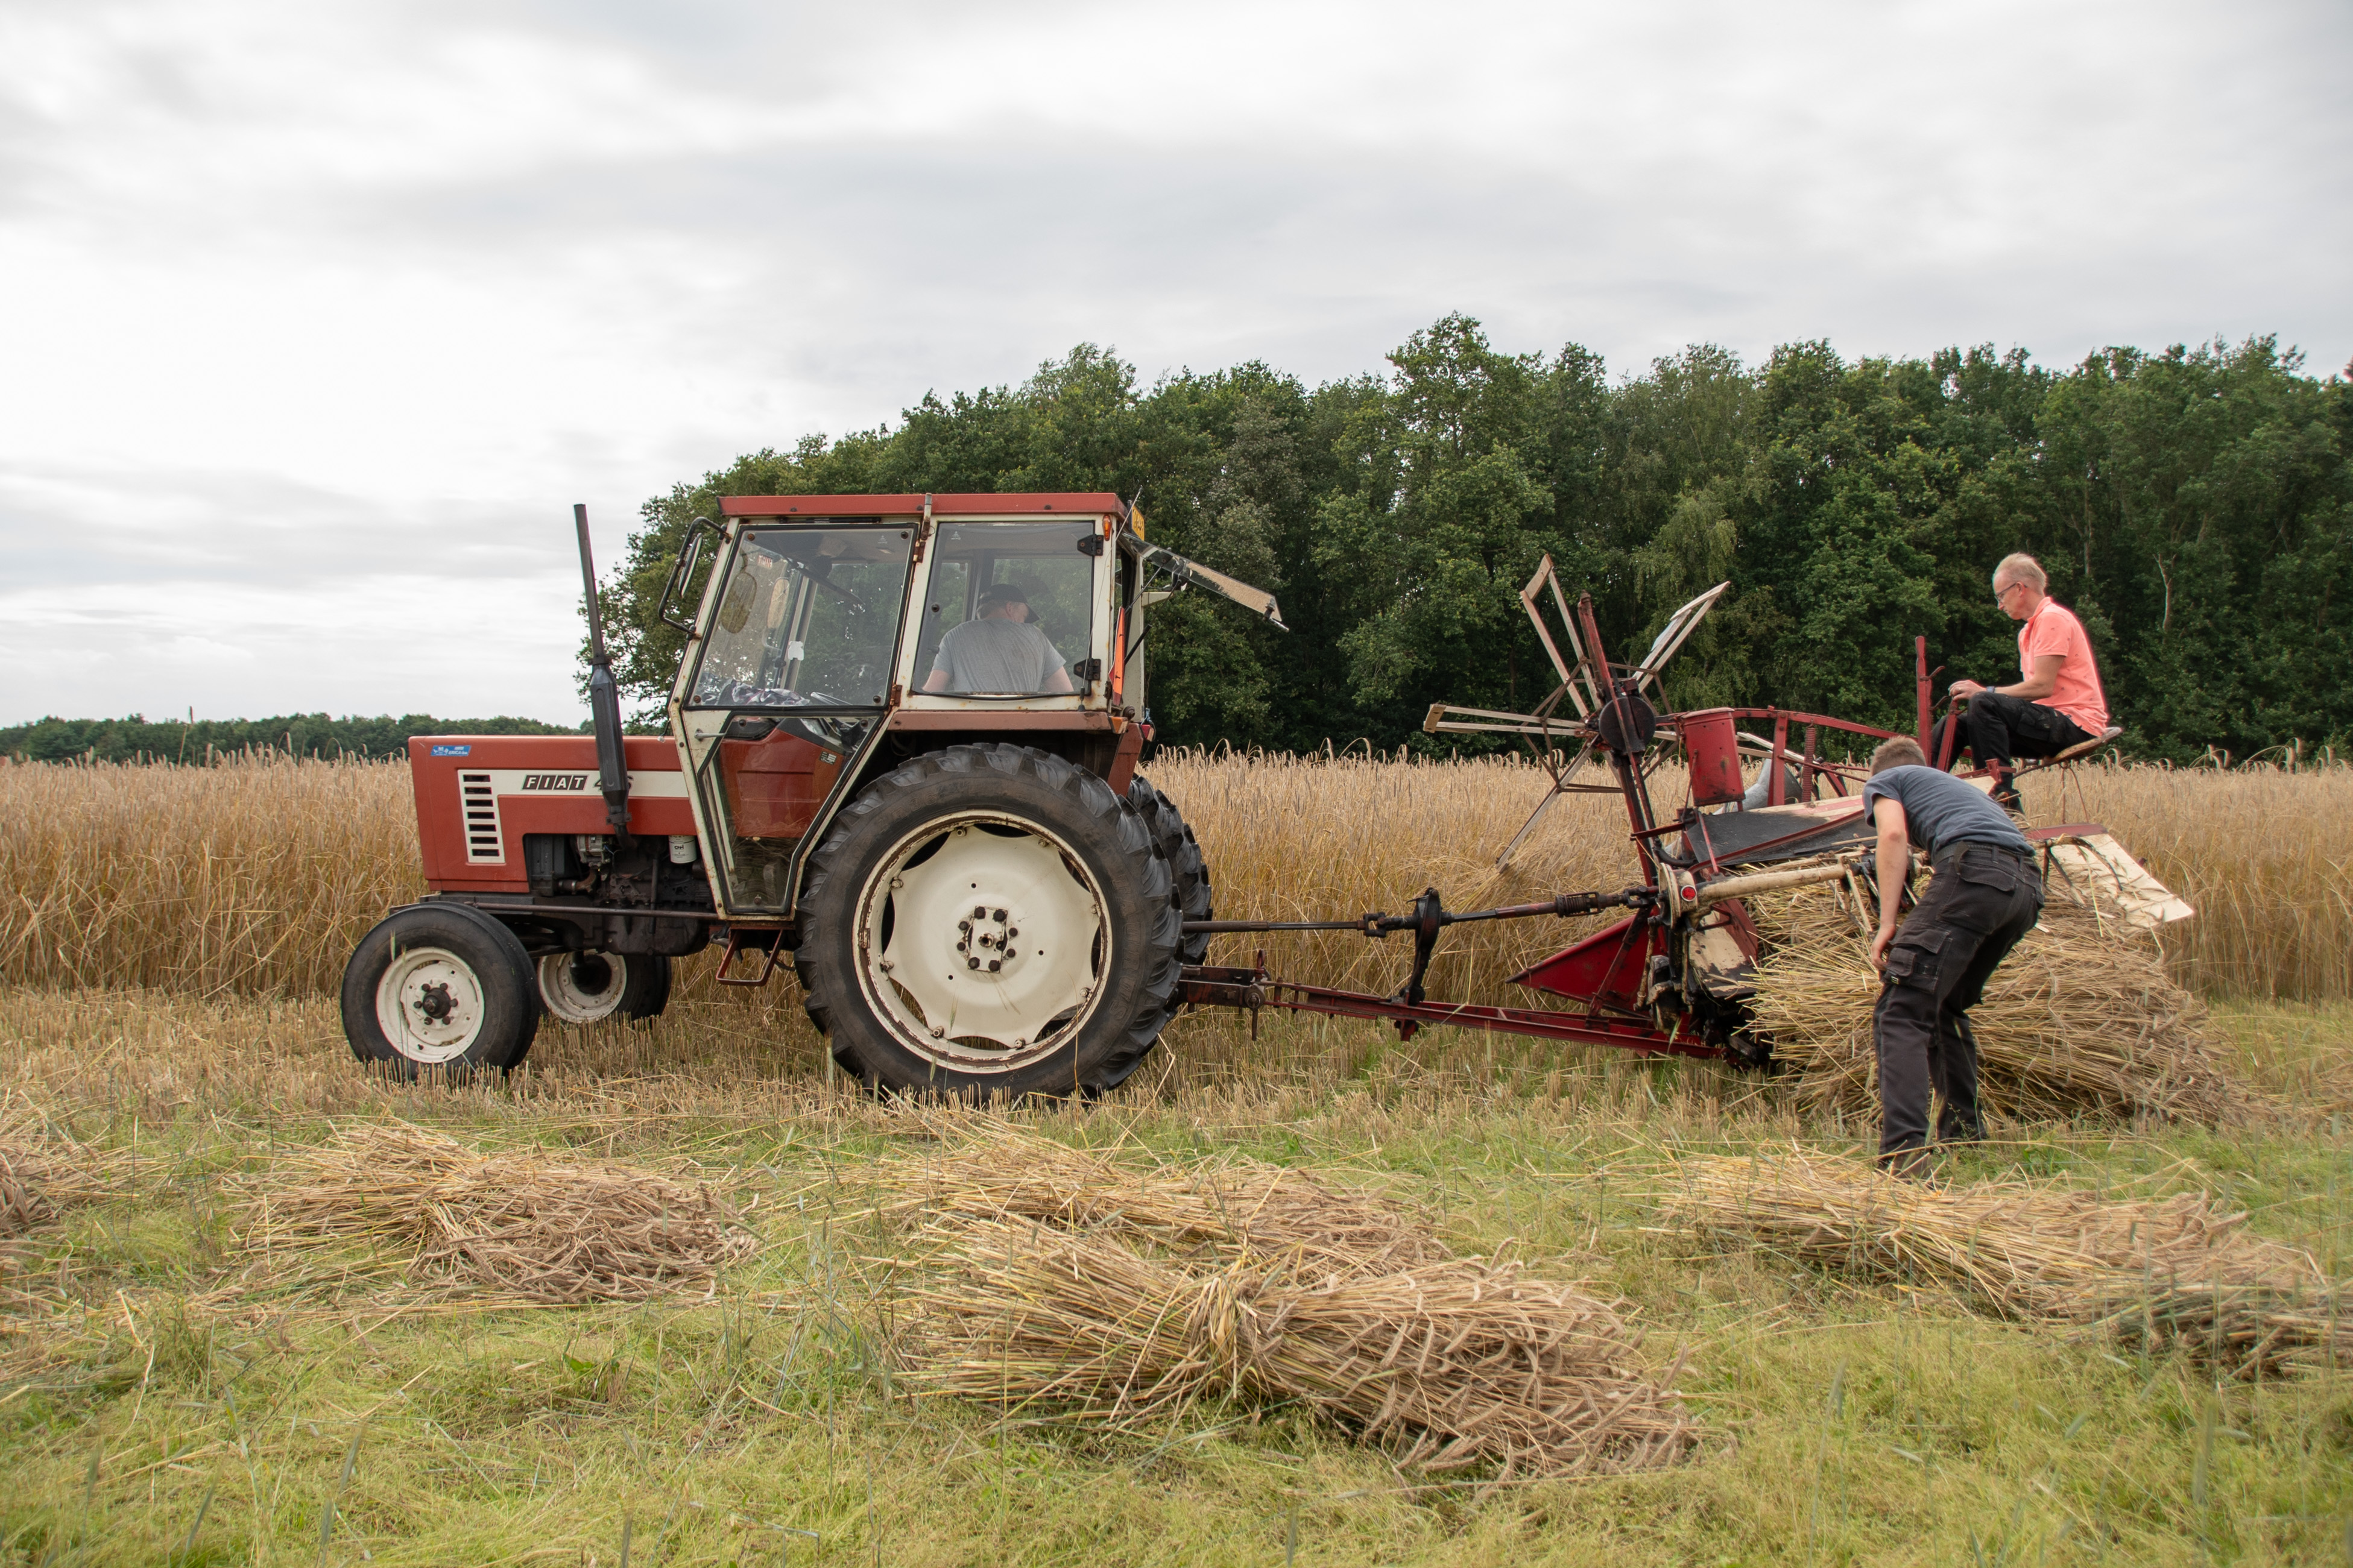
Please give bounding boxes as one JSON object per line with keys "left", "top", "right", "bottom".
{"left": 1994, "top": 581, "right": 2025, "bottom": 603}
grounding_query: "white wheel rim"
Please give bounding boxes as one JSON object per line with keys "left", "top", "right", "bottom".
{"left": 538, "top": 952, "right": 628, "bottom": 1024}
{"left": 376, "top": 945, "right": 488, "bottom": 1063}
{"left": 853, "top": 811, "right": 1110, "bottom": 1073}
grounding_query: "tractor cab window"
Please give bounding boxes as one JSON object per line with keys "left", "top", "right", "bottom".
{"left": 912, "top": 521, "right": 1100, "bottom": 697}
{"left": 690, "top": 526, "right": 912, "bottom": 711}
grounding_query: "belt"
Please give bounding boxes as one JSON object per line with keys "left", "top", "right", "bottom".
{"left": 1934, "top": 840, "right": 2030, "bottom": 867}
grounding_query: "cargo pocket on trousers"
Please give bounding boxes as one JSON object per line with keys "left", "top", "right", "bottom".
{"left": 1948, "top": 853, "right": 2023, "bottom": 930}
{"left": 1883, "top": 928, "right": 1944, "bottom": 990}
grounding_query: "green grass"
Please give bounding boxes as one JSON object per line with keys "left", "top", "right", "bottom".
{"left": 2, "top": 993, "right": 2351, "bottom": 1566}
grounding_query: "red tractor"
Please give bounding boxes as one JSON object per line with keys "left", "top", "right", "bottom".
{"left": 343, "top": 494, "right": 1280, "bottom": 1095}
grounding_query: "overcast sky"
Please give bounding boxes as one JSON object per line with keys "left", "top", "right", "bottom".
{"left": 4, "top": 0, "right": 2346, "bottom": 726}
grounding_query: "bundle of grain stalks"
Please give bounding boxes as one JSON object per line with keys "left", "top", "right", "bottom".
{"left": 238, "top": 1122, "right": 756, "bottom": 1303}
{"left": 877, "top": 1117, "right": 1448, "bottom": 1277}
{"left": 1745, "top": 873, "right": 2248, "bottom": 1126}
{"left": 1663, "top": 1147, "right": 2348, "bottom": 1377}
{"left": 0, "top": 1098, "right": 121, "bottom": 1237}
{"left": 873, "top": 1127, "right": 1697, "bottom": 1479}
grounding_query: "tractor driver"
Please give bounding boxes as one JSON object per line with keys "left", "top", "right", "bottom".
{"left": 922, "top": 581, "right": 1076, "bottom": 696}
{"left": 1862, "top": 734, "right": 2043, "bottom": 1179}
{"left": 1935, "top": 553, "right": 2109, "bottom": 813}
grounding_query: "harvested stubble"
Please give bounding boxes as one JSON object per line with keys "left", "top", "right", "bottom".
{"left": 1745, "top": 874, "right": 2249, "bottom": 1126}
{"left": 236, "top": 1122, "right": 757, "bottom": 1303}
{"left": 1663, "top": 1147, "right": 2350, "bottom": 1377}
{"left": 874, "top": 1128, "right": 1697, "bottom": 1479}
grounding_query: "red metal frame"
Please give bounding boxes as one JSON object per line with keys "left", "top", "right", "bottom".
{"left": 1189, "top": 606, "right": 1935, "bottom": 1064}
{"left": 1509, "top": 916, "right": 1662, "bottom": 1016}
{"left": 1264, "top": 983, "right": 1707, "bottom": 1058}
{"left": 720, "top": 493, "right": 1126, "bottom": 519}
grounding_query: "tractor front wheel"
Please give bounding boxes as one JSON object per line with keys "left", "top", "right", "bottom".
{"left": 341, "top": 904, "right": 541, "bottom": 1077}
{"left": 795, "top": 744, "right": 1181, "bottom": 1097}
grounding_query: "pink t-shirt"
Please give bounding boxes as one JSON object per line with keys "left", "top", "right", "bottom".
{"left": 2019, "top": 600, "right": 2108, "bottom": 735}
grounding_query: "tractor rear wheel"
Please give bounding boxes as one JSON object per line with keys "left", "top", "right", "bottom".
{"left": 1111, "top": 772, "right": 1211, "bottom": 1085}
{"left": 341, "top": 904, "right": 540, "bottom": 1077}
{"left": 795, "top": 743, "right": 1181, "bottom": 1097}
{"left": 1127, "top": 773, "right": 1211, "bottom": 968}
{"left": 536, "top": 951, "right": 671, "bottom": 1026}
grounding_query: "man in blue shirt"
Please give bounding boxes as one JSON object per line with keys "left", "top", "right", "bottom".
{"left": 1860, "top": 736, "right": 2044, "bottom": 1176}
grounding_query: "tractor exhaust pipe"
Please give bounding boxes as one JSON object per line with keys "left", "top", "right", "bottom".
{"left": 574, "top": 503, "right": 633, "bottom": 843}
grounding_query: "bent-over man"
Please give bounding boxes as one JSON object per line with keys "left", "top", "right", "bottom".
{"left": 1863, "top": 735, "right": 2044, "bottom": 1176}
{"left": 1938, "top": 552, "right": 2109, "bottom": 811}
{"left": 923, "top": 582, "right": 1075, "bottom": 696}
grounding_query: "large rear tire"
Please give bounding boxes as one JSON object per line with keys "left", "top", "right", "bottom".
{"left": 1113, "top": 772, "right": 1211, "bottom": 1085}
{"left": 341, "top": 904, "right": 540, "bottom": 1078}
{"left": 1127, "top": 773, "right": 1211, "bottom": 967}
{"left": 795, "top": 744, "right": 1181, "bottom": 1097}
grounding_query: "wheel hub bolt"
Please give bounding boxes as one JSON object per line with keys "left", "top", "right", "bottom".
{"left": 972, "top": 905, "right": 987, "bottom": 919}
{"left": 967, "top": 957, "right": 981, "bottom": 970}
{"left": 987, "top": 959, "right": 1001, "bottom": 972}
{"left": 992, "top": 908, "right": 1008, "bottom": 922}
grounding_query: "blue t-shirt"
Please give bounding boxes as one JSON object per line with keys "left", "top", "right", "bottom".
{"left": 1859, "top": 766, "right": 2031, "bottom": 857}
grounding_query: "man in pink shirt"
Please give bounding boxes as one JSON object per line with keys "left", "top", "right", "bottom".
{"left": 1937, "top": 553, "right": 2110, "bottom": 812}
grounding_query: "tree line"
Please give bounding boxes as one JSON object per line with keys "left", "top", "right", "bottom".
{"left": 604, "top": 316, "right": 2351, "bottom": 764}
{"left": 19, "top": 318, "right": 2344, "bottom": 767}
{"left": 0, "top": 713, "right": 587, "bottom": 765}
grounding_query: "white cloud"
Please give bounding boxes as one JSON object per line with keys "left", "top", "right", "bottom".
{"left": 1, "top": 0, "right": 2346, "bottom": 723}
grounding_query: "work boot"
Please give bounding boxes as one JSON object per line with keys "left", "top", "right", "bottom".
{"left": 1876, "top": 1148, "right": 1940, "bottom": 1185}
{"left": 1936, "top": 1115, "right": 1984, "bottom": 1147}
{"left": 1991, "top": 781, "right": 2026, "bottom": 818}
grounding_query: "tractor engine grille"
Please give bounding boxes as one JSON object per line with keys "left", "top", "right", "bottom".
{"left": 460, "top": 772, "right": 505, "bottom": 863}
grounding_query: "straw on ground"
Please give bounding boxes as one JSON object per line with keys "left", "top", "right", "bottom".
{"left": 1662, "top": 1145, "right": 2349, "bottom": 1377}
{"left": 872, "top": 1125, "right": 1699, "bottom": 1479}
{"left": 233, "top": 1121, "right": 758, "bottom": 1305}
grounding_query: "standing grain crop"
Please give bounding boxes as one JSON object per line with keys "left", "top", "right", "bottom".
{"left": 0, "top": 751, "right": 422, "bottom": 996}
{"left": 3, "top": 749, "right": 2348, "bottom": 1008}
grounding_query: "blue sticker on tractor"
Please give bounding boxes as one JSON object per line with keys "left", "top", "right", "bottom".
{"left": 429, "top": 745, "right": 472, "bottom": 757}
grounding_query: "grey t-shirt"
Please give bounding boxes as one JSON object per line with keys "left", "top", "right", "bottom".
{"left": 932, "top": 618, "right": 1067, "bottom": 694}
{"left": 1860, "top": 766, "right": 2031, "bottom": 857}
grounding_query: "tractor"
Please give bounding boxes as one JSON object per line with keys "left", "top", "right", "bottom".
{"left": 343, "top": 493, "right": 1279, "bottom": 1095}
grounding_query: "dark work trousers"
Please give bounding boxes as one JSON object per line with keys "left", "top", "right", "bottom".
{"left": 1928, "top": 693, "right": 2092, "bottom": 775}
{"left": 1874, "top": 841, "right": 2044, "bottom": 1162}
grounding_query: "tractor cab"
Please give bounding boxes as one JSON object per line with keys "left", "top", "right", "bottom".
{"left": 664, "top": 493, "right": 1277, "bottom": 925}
